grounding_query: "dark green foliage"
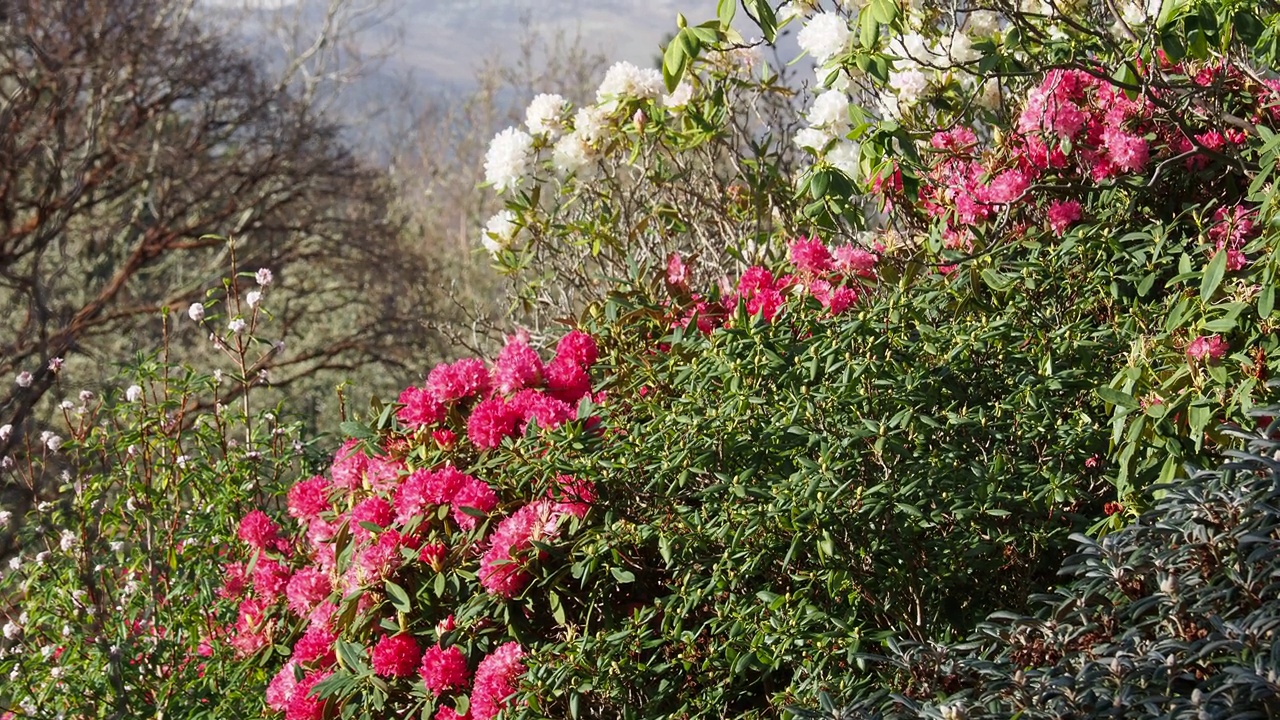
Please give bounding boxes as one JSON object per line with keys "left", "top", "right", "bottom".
{"left": 799, "top": 392, "right": 1280, "bottom": 719}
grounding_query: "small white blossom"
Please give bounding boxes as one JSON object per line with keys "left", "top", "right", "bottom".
{"left": 480, "top": 211, "right": 520, "bottom": 255}
{"left": 78, "top": 390, "right": 94, "bottom": 403}
{"left": 0, "top": 456, "right": 12, "bottom": 471}
{"left": 0, "top": 424, "right": 10, "bottom": 441}
{"left": 109, "top": 541, "right": 125, "bottom": 552}
{"left": 827, "top": 141, "right": 861, "bottom": 179}
{"left": 945, "top": 33, "right": 981, "bottom": 64}
{"left": 245, "top": 290, "right": 262, "bottom": 309}
{"left": 37, "top": 501, "right": 53, "bottom": 512}
{"left": 255, "top": 268, "right": 274, "bottom": 287}
{"left": 59, "top": 400, "right": 74, "bottom": 411}
{"left": 228, "top": 318, "right": 246, "bottom": 334}
{"left": 42, "top": 432, "right": 63, "bottom": 452}
{"left": 2, "top": 621, "right": 20, "bottom": 640}
{"left": 976, "top": 79, "right": 1002, "bottom": 110}
{"left": 126, "top": 385, "right": 143, "bottom": 402}
{"left": 61, "top": 624, "right": 71, "bottom": 638}
{"left": 0, "top": 511, "right": 9, "bottom": 526}
{"left": 187, "top": 302, "right": 205, "bottom": 322}
{"left": 14, "top": 372, "right": 33, "bottom": 388}
{"left": 175, "top": 455, "right": 189, "bottom": 468}
{"left": 797, "top": 13, "right": 850, "bottom": 65}
{"left": 664, "top": 81, "right": 694, "bottom": 110}
{"left": 8, "top": 556, "right": 20, "bottom": 570}
{"left": 572, "top": 106, "right": 610, "bottom": 145}
{"left": 59, "top": 530, "right": 78, "bottom": 552}
{"left": 35, "top": 551, "right": 50, "bottom": 565}
{"left": 596, "top": 61, "right": 664, "bottom": 110}
{"left": 48, "top": 358, "right": 64, "bottom": 373}
{"left": 967, "top": 10, "right": 1001, "bottom": 37}
{"left": 806, "top": 90, "right": 851, "bottom": 133}
{"left": 525, "top": 93, "right": 568, "bottom": 137}
{"left": 484, "top": 127, "right": 535, "bottom": 194}
{"left": 794, "top": 127, "right": 833, "bottom": 153}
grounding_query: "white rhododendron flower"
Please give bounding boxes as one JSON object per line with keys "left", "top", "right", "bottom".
{"left": 664, "top": 81, "right": 694, "bottom": 110}
{"left": 596, "top": 61, "right": 664, "bottom": 110}
{"left": 976, "top": 79, "right": 1003, "bottom": 109}
{"left": 826, "top": 141, "right": 861, "bottom": 179}
{"left": 525, "top": 93, "right": 567, "bottom": 137}
{"left": 967, "top": 10, "right": 1001, "bottom": 37}
{"left": 794, "top": 127, "right": 831, "bottom": 153}
{"left": 14, "top": 372, "right": 32, "bottom": 388}
{"left": 571, "top": 106, "right": 609, "bottom": 145}
{"left": 481, "top": 210, "right": 519, "bottom": 254}
{"left": 806, "top": 90, "right": 851, "bottom": 133}
{"left": 552, "top": 133, "right": 594, "bottom": 176}
{"left": 187, "top": 302, "right": 205, "bottom": 322}
{"left": 484, "top": 127, "right": 535, "bottom": 194}
{"left": 946, "top": 33, "right": 981, "bottom": 64}
{"left": 797, "top": 13, "right": 851, "bottom": 65}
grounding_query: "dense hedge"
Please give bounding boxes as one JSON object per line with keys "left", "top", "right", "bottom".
{"left": 798, "top": 394, "right": 1280, "bottom": 719}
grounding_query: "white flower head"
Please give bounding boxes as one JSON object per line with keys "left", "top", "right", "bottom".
{"left": 552, "top": 133, "right": 594, "bottom": 177}
{"left": 797, "top": 13, "right": 851, "bottom": 66}
{"left": 480, "top": 211, "right": 520, "bottom": 255}
{"left": 2, "top": 621, "right": 19, "bottom": 640}
{"left": 0, "top": 424, "right": 10, "bottom": 442}
{"left": 228, "top": 318, "right": 246, "bottom": 334}
{"left": 59, "top": 400, "right": 74, "bottom": 411}
{"left": 596, "top": 61, "right": 664, "bottom": 110}
{"left": 0, "top": 511, "right": 10, "bottom": 527}
{"left": 976, "top": 79, "right": 1002, "bottom": 110}
{"left": 78, "top": 390, "right": 94, "bottom": 403}
{"left": 794, "top": 127, "right": 833, "bottom": 153}
{"left": 187, "top": 303, "right": 205, "bottom": 322}
{"left": 246, "top": 290, "right": 262, "bottom": 309}
{"left": 59, "top": 530, "right": 78, "bottom": 552}
{"left": 255, "top": 268, "right": 274, "bottom": 287}
{"left": 484, "top": 127, "right": 535, "bottom": 194}
{"left": 807, "top": 90, "right": 851, "bottom": 133}
{"left": 967, "top": 10, "right": 1001, "bottom": 37}
{"left": 8, "top": 556, "right": 20, "bottom": 570}
{"left": 35, "top": 550, "right": 50, "bottom": 565}
{"left": 525, "top": 93, "right": 568, "bottom": 137}
{"left": 44, "top": 433, "right": 63, "bottom": 453}
{"left": 571, "top": 106, "right": 610, "bottom": 145}
{"left": 126, "top": 385, "right": 143, "bottom": 403}
{"left": 946, "top": 33, "right": 981, "bottom": 65}
{"left": 47, "top": 358, "right": 64, "bottom": 373}
{"left": 827, "top": 141, "right": 861, "bottom": 179}
{"left": 14, "top": 372, "right": 33, "bottom": 388}
{"left": 664, "top": 81, "right": 694, "bottom": 111}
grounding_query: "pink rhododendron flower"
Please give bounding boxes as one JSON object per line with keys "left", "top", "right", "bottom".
{"left": 985, "top": 169, "right": 1030, "bottom": 204}
{"left": 666, "top": 253, "right": 689, "bottom": 290}
{"left": 362, "top": 454, "right": 403, "bottom": 494}
{"left": 292, "top": 624, "right": 336, "bottom": 667}
{"left": 285, "top": 567, "right": 331, "bottom": 617}
{"left": 544, "top": 356, "right": 592, "bottom": 404}
{"left": 480, "top": 501, "right": 564, "bottom": 597}
{"left": 809, "top": 280, "right": 859, "bottom": 315}
{"left": 287, "top": 476, "right": 331, "bottom": 522}
{"left": 435, "top": 707, "right": 471, "bottom": 720}
{"left": 550, "top": 475, "right": 595, "bottom": 518}
{"left": 433, "top": 428, "right": 458, "bottom": 450}
{"left": 217, "top": 562, "right": 247, "bottom": 600}
{"left": 1209, "top": 205, "right": 1257, "bottom": 249}
{"left": 394, "top": 468, "right": 461, "bottom": 525}
{"left": 450, "top": 475, "right": 498, "bottom": 531}
{"left": 555, "top": 330, "right": 599, "bottom": 369}
{"left": 426, "top": 358, "right": 492, "bottom": 404}
{"left": 509, "top": 389, "right": 575, "bottom": 432}
{"left": 494, "top": 334, "right": 544, "bottom": 394}
{"left": 238, "top": 511, "right": 280, "bottom": 551}
{"left": 396, "top": 386, "right": 445, "bottom": 429}
{"left": 267, "top": 662, "right": 300, "bottom": 712}
{"left": 419, "top": 541, "right": 447, "bottom": 570}
{"left": 788, "top": 236, "right": 834, "bottom": 275}
{"left": 931, "top": 126, "right": 979, "bottom": 151}
{"left": 746, "top": 288, "right": 786, "bottom": 322}
{"left": 285, "top": 670, "right": 330, "bottom": 720}
{"left": 355, "top": 529, "right": 406, "bottom": 583}
{"left": 1046, "top": 199, "right": 1082, "bottom": 236}
{"left": 420, "top": 644, "right": 471, "bottom": 696}
{"left": 1102, "top": 128, "right": 1149, "bottom": 173}
{"left": 1225, "top": 249, "right": 1248, "bottom": 271}
{"left": 371, "top": 634, "right": 421, "bottom": 678}
{"left": 230, "top": 597, "right": 270, "bottom": 657}
{"left": 467, "top": 397, "right": 522, "bottom": 450}
{"left": 350, "top": 496, "right": 392, "bottom": 543}
{"left": 737, "top": 266, "right": 776, "bottom": 297}
{"left": 1186, "top": 335, "right": 1228, "bottom": 361}
{"left": 471, "top": 642, "right": 526, "bottom": 720}
{"left": 832, "top": 245, "right": 877, "bottom": 276}
{"left": 329, "top": 440, "right": 368, "bottom": 491}
{"left": 253, "top": 557, "right": 292, "bottom": 599}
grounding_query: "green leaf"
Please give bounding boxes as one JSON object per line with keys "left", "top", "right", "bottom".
{"left": 1200, "top": 249, "right": 1228, "bottom": 302}
{"left": 747, "top": 0, "right": 778, "bottom": 42}
{"left": 662, "top": 34, "right": 688, "bottom": 92}
{"left": 611, "top": 567, "right": 636, "bottom": 583}
{"left": 1259, "top": 283, "right": 1275, "bottom": 319}
{"left": 717, "top": 0, "right": 736, "bottom": 29}
{"left": 1095, "top": 386, "right": 1140, "bottom": 410}
{"left": 868, "top": 0, "right": 897, "bottom": 25}
{"left": 339, "top": 421, "right": 374, "bottom": 440}
{"left": 384, "top": 581, "right": 411, "bottom": 613}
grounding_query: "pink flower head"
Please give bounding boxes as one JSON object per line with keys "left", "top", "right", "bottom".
{"left": 349, "top": 496, "right": 393, "bottom": 543}
{"left": 930, "top": 126, "right": 979, "bottom": 152}
{"left": 746, "top": 288, "right": 786, "bottom": 322}
{"left": 544, "top": 356, "right": 592, "bottom": 405}
{"left": 420, "top": 644, "right": 471, "bottom": 696}
{"left": 433, "top": 428, "right": 459, "bottom": 451}
{"left": 363, "top": 454, "right": 404, "bottom": 495}
{"left": 832, "top": 245, "right": 877, "bottom": 276}
{"left": 329, "top": 440, "right": 368, "bottom": 492}
{"left": 736, "top": 266, "right": 776, "bottom": 297}
{"left": 355, "top": 529, "right": 405, "bottom": 583}
{"left": 1186, "top": 335, "right": 1229, "bottom": 362}
{"left": 467, "top": 397, "right": 522, "bottom": 450}
{"left": 788, "top": 236, "right": 834, "bottom": 275}
{"left": 253, "top": 557, "right": 292, "bottom": 599}
{"left": 471, "top": 642, "right": 526, "bottom": 720}
{"left": 419, "top": 541, "right": 448, "bottom": 570}
{"left": 285, "top": 567, "right": 331, "bottom": 617}
{"left": 238, "top": 511, "right": 280, "bottom": 551}
{"left": 371, "top": 634, "right": 421, "bottom": 678}
{"left": 809, "top": 280, "right": 859, "bottom": 315}
{"left": 450, "top": 475, "right": 498, "bottom": 531}
{"left": 1209, "top": 205, "right": 1257, "bottom": 250}
{"left": 479, "top": 501, "right": 563, "bottom": 598}
{"left": 1102, "top": 128, "right": 1149, "bottom": 174}
{"left": 218, "top": 562, "right": 247, "bottom": 600}
{"left": 1016, "top": 69, "right": 1094, "bottom": 141}
{"left": 292, "top": 624, "right": 336, "bottom": 667}
{"left": 394, "top": 468, "right": 462, "bottom": 526}
{"left": 555, "top": 330, "right": 599, "bottom": 369}
{"left": 494, "top": 334, "right": 545, "bottom": 395}
{"left": 230, "top": 597, "right": 270, "bottom": 657}
{"left": 1046, "top": 199, "right": 1083, "bottom": 236}
{"left": 397, "top": 386, "right": 446, "bottom": 430}
{"left": 285, "top": 670, "right": 330, "bottom": 720}
{"left": 510, "top": 389, "right": 576, "bottom": 432}
{"left": 550, "top": 475, "right": 595, "bottom": 518}
{"left": 435, "top": 707, "right": 472, "bottom": 720}
{"left": 666, "top": 253, "right": 690, "bottom": 291}
{"left": 426, "top": 358, "right": 492, "bottom": 404}
{"left": 288, "top": 476, "right": 332, "bottom": 522}
{"left": 267, "top": 662, "right": 300, "bottom": 712}
{"left": 985, "top": 169, "right": 1030, "bottom": 204}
